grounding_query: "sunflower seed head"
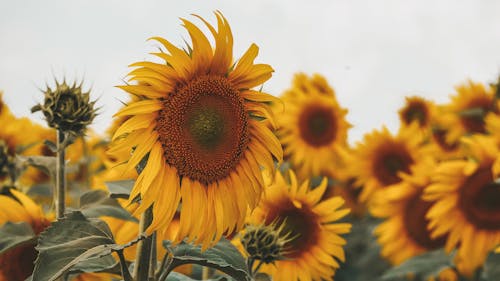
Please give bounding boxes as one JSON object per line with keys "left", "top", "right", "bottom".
{"left": 32, "top": 79, "right": 97, "bottom": 137}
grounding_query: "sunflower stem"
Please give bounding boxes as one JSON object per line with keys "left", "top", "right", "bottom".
{"left": 133, "top": 206, "right": 153, "bottom": 281}
{"left": 118, "top": 249, "right": 133, "bottom": 281}
{"left": 55, "top": 129, "right": 66, "bottom": 219}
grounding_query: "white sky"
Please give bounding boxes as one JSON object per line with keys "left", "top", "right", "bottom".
{"left": 1, "top": 1, "right": 500, "bottom": 142}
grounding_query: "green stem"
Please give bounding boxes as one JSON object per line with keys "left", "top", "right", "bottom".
{"left": 118, "top": 249, "right": 133, "bottom": 281}
{"left": 133, "top": 206, "right": 153, "bottom": 281}
{"left": 55, "top": 129, "right": 66, "bottom": 219}
{"left": 149, "top": 231, "right": 157, "bottom": 280}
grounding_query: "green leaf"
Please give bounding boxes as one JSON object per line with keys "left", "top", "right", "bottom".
{"left": 105, "top": 179, "right": 134, "bottom": 199}
{"left": 16, "top": 155, "right": 57, "bottom": 178}
{"left": 482, "top": 252, "right": 500, "bottom": 281}
{"left": 69, "top": 255, "right": 120, "bottom": 275}
{"left": 381, "top": 249, "right": 453, "bottom": 280}
{"left": 79, "top": 190, "right": 138, "bottom": 222}
{"left": 166, "top": 272, "right": 230, "bottom": 281}
{"left": 32, "top": 211, "right": 117, "bottom": 281}
{"left": 0, "top": 221, "right": 36, "bottom": 255}
{"left": 164, "top": 238, "right": 251, "bottom": 281}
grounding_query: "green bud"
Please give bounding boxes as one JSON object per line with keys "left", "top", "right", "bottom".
{"left": 32, "top": 79, "right": 97, "bottom": 137}
{"left": 241, "top": 220, "right": 292, "bottom": 264}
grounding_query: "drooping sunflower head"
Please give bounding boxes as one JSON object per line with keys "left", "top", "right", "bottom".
{"left": 248, "top": 169, "right": 351, "bottom": 281}
{"left": 398, "top": 96, "right": 435, "bottom": 130}
{"left": 0, "top": 189, "right": 51, "bottom": 281}
{"left": 110, "top": 11, "right": 282, "bottom": 248}
{"left": 372, "top": 157, "right": 446, "bottom": 265}
{"left": 349, "top": 125, "right": 423, "bottom": 203}
{"left": 424, "top": 135, "right": 500, "bottom": 277}
{"left": 276, "top": 73, "right": 350, "bottom": 178}
{"left": 442, "top": 80, "right": 496, "bottom": 144}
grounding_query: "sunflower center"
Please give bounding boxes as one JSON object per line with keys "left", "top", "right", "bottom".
{"left": 459, "top": 167, "right": 500, "bottom": 230}
{"left": 373, "top": 144, "right": 414, "bottom": 186}
{"left": 188, "top": 107, "right": 225, "bottom": 150}
{"left": 0, "top": 243, "right": 38, "bottom": 281}
{"left": 402, "top": 102, "right": 428, "bottom": 126}
{"left": 266, "top": 201, "right": 319, "bottom": 258}
{"left": 403, "top": 192, "right": 446, "bottom": 249}
{"left": 157, "top": 75, "right": 249, "bottom": 185}
{"left": 298, "top": 104, "right": 337, "bottom": 147}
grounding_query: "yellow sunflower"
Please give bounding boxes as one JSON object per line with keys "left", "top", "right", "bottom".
{"left": 442, "top": 80, "right": 496, "bottom": 144}
{"left": 349, "top": 125, "right": 423, "bottom": 203}
{"left": 0, "top": 189, "right": 51, "bottom": 281}
{"left": 423, "top": 107, "right": 464, "bottom": 161}
{"left": 424, "top": 135, "right": 500, "bottom": 277}
{"left": 398, "top": 96, "right": 436, "bottom": 130}
{"left": 247, "top": 169, "right": 351, "bottom": 281}
{"left": 276, "top": 73, "right": 350, "bottom": 178}
{"left": 371, "top": 157, "right": 446, "bottom": 265}
{"left": 109, "top": 12, "right": 282, "bottom": 248}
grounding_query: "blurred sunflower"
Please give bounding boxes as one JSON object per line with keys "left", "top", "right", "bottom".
{"left": 247, "top": 170, "right": 351, "bottom": 281}
{"left": 424, "top": 135, "right": 500, "bottom": 277}
{"left": 276, "top": 73, "right": 350, "bottom": 178}
{"left": 372, "top": 157, "right": 446, "bottom": 265}
{"left": 442, "top": 80, "right": 496, "bottom": 144}
{"left": 0, "top": 189, "right": 51, "bottom": 281}
{"left": 398, "top": 96, "right": 436, "bottom": 130}
{"left": 348, "top": 125, "right": 423, "bottom": 203}
{"left": 424, "top": 107, "right": 463, "bottom": 161}
{"left": 110, "top": 11, "right": 282, "bottom": 248}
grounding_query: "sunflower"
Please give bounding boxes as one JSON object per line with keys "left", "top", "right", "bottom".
{"left": 371, "top": 157, "right": 446, "bottom": 265}
{"left": 276, "top": 73, "right": 350, "bottom": 178}
{"left": 422, "top": 107, "right": 464, "bottom": 161}
{"left": 247, "top": 169, "right": 351, "bottom": 281}
{"left": 398, "top": 96, "right": 436, "bottom": 130}
{"left": 348, "top": 125, "right": 423, "bottom": 203}
{"left": 442, "top": 80, "right": 496, "bottom": 144}
{"left": 424, "top": 135, "right": 500, "bottom": 277}
{"left": 0, "top": 189, "right": 51, "bottom": 281}
{"left": 109, "top": 12, "right": 282, "bottom": 248}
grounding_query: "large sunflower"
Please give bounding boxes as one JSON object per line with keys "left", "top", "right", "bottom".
{"left": 248, "top": 170, "right": 351, "bottom": 281}
{"left": 276, "top": 73, "right": 350, "bottom": 178}
{"left": 442, "top": 80, "right": 496, "bottom": 144}
{"left": 349, "top": 125, "right": 423, "bottom": 203}
{"left": 371, "top": 157, "right": 446, "bottom": 265}
{"left": 109, "top": 12, "right": 282, "bottom": 248}
{"left": 424, "top": 135, "right": 500, "bottom": 277}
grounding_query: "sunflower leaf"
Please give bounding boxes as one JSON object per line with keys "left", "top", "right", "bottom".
{"left": 32, "top": 211, "right": 117, "bottom": 281}
{"left": 0, "top": 221, "right": 36, "bottom": 255}
{"left": 105, "top": 179, "right": 135, "bottom": 199}
{"left": 380, "top": 249, "right": 453, "bottom": 280}
{"left": 79, "top": 189, "right": 138, "bottom": 222}
{"left": 166, "top": 272, "right": 230, "bottom": 281}
{"left": 16, "top": 155, "right": 57, "bottom": 178}
{"left": 162, "top": 238, "right": 251, "bottom": 281}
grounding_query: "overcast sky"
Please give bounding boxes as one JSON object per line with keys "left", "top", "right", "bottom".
{"left": 1, "top": 1, "right": 500, "bottom": 142}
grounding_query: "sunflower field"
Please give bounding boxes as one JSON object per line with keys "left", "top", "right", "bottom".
{"left": 1, "top": 10, "right": 500, "bottom": 281}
